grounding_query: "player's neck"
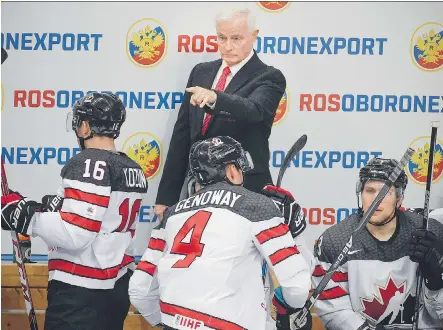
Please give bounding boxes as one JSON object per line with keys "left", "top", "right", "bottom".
{"left": 366, "top": 216, "right": 397, "bottom": 241}
{"left": 84, "top": 136, "right": 117, "bottom": 152}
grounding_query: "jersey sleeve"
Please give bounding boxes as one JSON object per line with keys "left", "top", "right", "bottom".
{"left": 311, "top": 234, "right": 366, "bottom": 329}
{"left": 423, "top": 288, "right": 443, "bottom": 322}
{"left": 251, "top": 214, "right": 311, "bottom": 309}
{"left": 423, "top": 218, "right": 443, "bottom": 322}
{"left": 129, "top": 226, "right": 167, "bottom": 326}
{"left": 30, "top": 156, "right": 111, "bottom": 251}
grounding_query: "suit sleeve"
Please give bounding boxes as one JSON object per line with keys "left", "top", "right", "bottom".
{"left": 251, "top": 215, "right": 311, "bottom": 309}
{"left": 29, "top": 159, "right": 111, "bottom": 251}
{"left": 311, "top": 235, "right": 366, "bottom": 330}
{"left": 129, "top": 227, "right": 167, "bottom": 326}
{"left": 211, "top": 68, "right": 286, "bottom": 123}
{"left": 155, "top": 66, "right": 196, "bottom": 206}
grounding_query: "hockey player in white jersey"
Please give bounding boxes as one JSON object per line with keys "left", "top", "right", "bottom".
{"left": 1, "top": 92, "right": 148, "bottom": 330}
{"left": 311, "top": 158, "right": 443, "bottom": 329}
{"left": 129, "top": 136, "right": 311, "bottom": 330}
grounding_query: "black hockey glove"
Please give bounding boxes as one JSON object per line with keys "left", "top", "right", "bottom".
{"left": 1, "top": 190, "right": 24, "bottom": 230}
{"left": 409, "top": 229, "right": 443, "bottom": 290}
{"left": 273, "top": 287, "right": 312, "bottom": 330}
{"left": 404, "top": 208, "right": 435, "bottom": 216}
{"left": 1, "top": 192, "right": 40, "bottom": 234}
{"left": 261, "top": 185, "right": 307, "bottom": 238}
{"left": 41, "top": 195, "right": 64, "bottom": 212}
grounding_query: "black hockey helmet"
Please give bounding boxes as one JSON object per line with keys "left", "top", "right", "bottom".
{"left": 70, "top": 92, "right": 126, "bottom": 138}
{"left": 189, "top": 136, "right": 254, "bottom": 186}
{"left": 357, "top": 157, "right": 408, "bottom": 196}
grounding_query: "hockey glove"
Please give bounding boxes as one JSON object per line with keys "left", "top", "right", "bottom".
{"left": 261, "top": 185, "right": 307, "bottom": 238}
{"left": 409, "top": 229, "right": 443, "bottom": 290}
{"left": 1, "top": 194, "right": 40, "bottom": 234}
{"left": 273, "top": 287, "right": 312, "bottom": 330}
{"left": 404, "top": 208, "right": 435, "bottom": 216}
{"left": 1, "top": 190, "right": 25, "bottom": 230}
{"left": 41, "top": 195, "right": 64, "bottom": 212}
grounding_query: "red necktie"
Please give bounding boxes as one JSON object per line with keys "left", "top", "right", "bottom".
{"left": 201, "top": 66, "right": 231, "bottom": 135}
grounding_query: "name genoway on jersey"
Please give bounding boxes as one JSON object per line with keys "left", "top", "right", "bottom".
{"left": 175, "top": 190, "right": 242, "bottom": 212}
{"left": 123, "top": 168, "right": 147, "bottom": 189}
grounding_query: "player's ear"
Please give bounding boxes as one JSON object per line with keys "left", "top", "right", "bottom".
{"left": 83, "top": 121, "right": 91, "bottom": 135}
{"left": 225, "top": 164, "right": 234, "bottom": 180}
{"left": 77, "top": 120, "right": 91, "bottom": 138}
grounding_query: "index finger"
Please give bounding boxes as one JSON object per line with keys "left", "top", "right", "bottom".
{"left": 185, "top": 87, "right": 198, "bottom": 93}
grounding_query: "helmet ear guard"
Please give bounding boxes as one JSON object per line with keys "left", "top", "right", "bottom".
{"left": 236, "top": 149, "right": 254, "bottom": 172}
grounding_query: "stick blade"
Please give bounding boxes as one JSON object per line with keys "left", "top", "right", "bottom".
{"left": 276, "top": 134, "right": 307, "bottom": 187}
{"left": 1, "top": 48, "right": 8, "bottom": 65}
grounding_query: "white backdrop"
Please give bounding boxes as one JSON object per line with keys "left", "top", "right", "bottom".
{"left": 1, "top": 1, "right": 443, "bottom": 259}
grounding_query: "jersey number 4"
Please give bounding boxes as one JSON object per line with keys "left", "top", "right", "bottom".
{"left": 171, "top": 210, "right": 212, "bottom": 268}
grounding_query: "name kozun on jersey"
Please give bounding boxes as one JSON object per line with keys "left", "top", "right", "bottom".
{"left": 123, "top": 168, "right": 147, "bottom": 189}
{"left": 175, "top": 190, "right": 242, "bottom": 212}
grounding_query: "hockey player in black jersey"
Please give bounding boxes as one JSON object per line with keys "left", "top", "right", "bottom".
{"left": 1, "top": 92, "right": 148, "bottom": 330}
{"left": 311, "top": 157, "right": 443, "bottom": 329}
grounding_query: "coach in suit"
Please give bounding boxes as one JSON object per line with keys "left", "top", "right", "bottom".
{"left": 155, "top": 7, "right": 286, "bottom": 218}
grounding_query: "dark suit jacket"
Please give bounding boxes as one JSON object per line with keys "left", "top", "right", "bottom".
{"left": 156, "top": 51, "right": 286, "bottom": 206}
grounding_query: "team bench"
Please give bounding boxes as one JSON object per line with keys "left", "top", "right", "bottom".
{"left": 1, "top": 263, "right": 325, "bottom": 330}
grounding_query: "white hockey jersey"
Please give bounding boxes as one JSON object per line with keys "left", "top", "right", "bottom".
{"left": 129, "top": 181, "right": 311, "bottom": 330}
{"left": 312, "top": 210, "right": 443, "bottom": 330}
{"left": 28, "top": 149, "right": 148, "bottom": 289}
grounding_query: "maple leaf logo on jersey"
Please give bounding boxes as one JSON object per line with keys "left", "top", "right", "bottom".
{"left": 360, "top": 275, "right": 406, "bottom": 323}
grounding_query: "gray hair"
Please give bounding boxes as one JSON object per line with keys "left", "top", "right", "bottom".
{"left": 215, "top": 6, "right": 256, "bottom": 32}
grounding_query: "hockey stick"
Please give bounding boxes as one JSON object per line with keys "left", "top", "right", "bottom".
{"left": 1, "top": 161, "right": 39, "bottom": 330}
{"left": 1, "top": 47, "right": 39, "bottom": 330}
{"left": 276, "top": 134, "right": 308, "bottom": 188}
{"left": 293, "top": 147, "right": 415, "bottom": 329}
{"left": 262, "top": 134, "right": 308, "bottom": 282}
{"left": 261, "top": 135, "right": 308, "bottom": 328}
{"left": 412, "top": 121, "right": 440, "bottom": 330}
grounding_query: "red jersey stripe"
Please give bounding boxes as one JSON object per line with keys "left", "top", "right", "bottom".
{"left": 312, "top": 265, "right": 348, "bottom": 282}
{"left": 65, "top": 188, "right": 110, "bottom": 207}
{"left": 137, "top": 260, "right": 156, "bottom": 276}
{"left": 121, "top": 254, "right": 134, "bottom": 268}
{"left": 269, "top": 246, "right": 300, "bottom": 266}
{"left": 148, "top": 238, "right": 166, "bottom": 252}
{"left": 256, "top": 223, "right": 289, "bottom": 244}
{"left": 160, "top": 301, "right": 246, "bottom": 330}
{"left": 48, "top": 259, "right": 120, "bottom": 280}
{"left": 312, "top": 265, "right": 327, "bottom": 277}
{"left": 318, "top": 286, "right": 348, "bottom": 300}
{"left": 60, "top": 211, "right": 101, "bottom": 232}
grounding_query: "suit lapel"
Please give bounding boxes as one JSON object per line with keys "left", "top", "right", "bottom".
{"left": 204, "top": 53, "right": 263, "bottom": 133}
{"left": 224, "top": 52, "right": 263, "bottom": 94}
{"left": 205, "top": 53, "right": 264, "bottom": 133}
{"left": 197, "top": 60, "right": 222, "bottom": 130}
